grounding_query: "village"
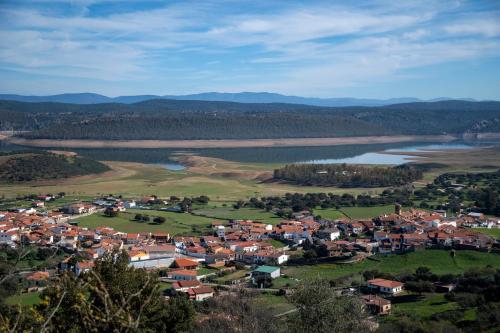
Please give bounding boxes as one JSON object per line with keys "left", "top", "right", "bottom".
{"left": 1, "top": 193, "right": 499, "bottom": 317}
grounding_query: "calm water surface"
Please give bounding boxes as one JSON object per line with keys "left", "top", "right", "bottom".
{"left": 1, "top": 140, "right": 497, "bottom": 169}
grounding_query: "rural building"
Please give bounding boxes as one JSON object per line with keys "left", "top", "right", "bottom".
{"left": 362, "top": 295, "right": 391, "bottom": 315}
{"left": 172, "top": 258, "right": 199, "bottom": 270}
{"left": 191, "top": 286, "right": 215, "bottom": 301}
{"left": 367, "top": 278, "right": 404, "bottom": 295}
{"left": 251, "top": 265, "right": 281, "bottom": 280}
{"left": 169, "top": 269, "right": 198, "bottom": 281}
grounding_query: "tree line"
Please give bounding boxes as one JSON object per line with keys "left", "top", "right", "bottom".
{"left": 273, "top": 164, "right": 422, "bottom": 187}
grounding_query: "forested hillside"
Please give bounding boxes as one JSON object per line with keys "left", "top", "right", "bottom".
{"left": 0, "top": 99, "right": 499, "bottom": 140}
{"left": 0, "top": 151, "right": 110, "bottom": 182}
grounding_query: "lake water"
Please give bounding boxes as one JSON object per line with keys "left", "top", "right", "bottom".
{"left": 304, "top": 142, "right": 481, "bottom": 165}
{"left": 0, "top": 140, "right": 496, "bottom": 169}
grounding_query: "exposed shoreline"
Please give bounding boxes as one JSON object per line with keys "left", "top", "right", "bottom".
{"left": 5, "top": 134, "right": 457, "bottom": 149}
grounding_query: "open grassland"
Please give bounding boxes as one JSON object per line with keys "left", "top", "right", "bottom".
{"left": 191, "top": 206, "right": 282, "bottom": 224}
{"left": 0, "top": 159, "right": 382, "bottom": 201}
{"left": 281, "top": 250, "right": 500, "bottom": 283}
{"left": 314, "top": 205, "right": 401, "bottom": 220}
{"left": 340, "top": 205, "right": 398, "bottom": 219}
{"left": 474, "top": 228, "right": 500, "bottom": 239}
{"left": 6, "top": 292, "right": 41, "bottom": 306}
{"left": 77, "top": 209, "right": 216, "bottom": 235}
{"left": 2, "top": 146, "right": 500, "bottom": 205}
{"left": 392, "top": 293, "right": 459, "bottom": 318}
{"left": 253, "top": 293, "right": 295, "bottom": 316}
{"left": 312, "top": 208, "right": 346, "bottom": 220}
{"left": 214, "top": 269, "right": 250, "bottom": 284}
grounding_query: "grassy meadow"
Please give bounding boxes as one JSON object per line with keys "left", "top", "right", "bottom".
{"left": 279, "top": 250, "right": 500, "bottom": 286}
{"left": 0, "top": 157, "right": 382, "bottom": 201}
{"left": 474, "top": 228, "right": 500, "bottom": 239}
{"left": 77, "top": 209, "right": 217, "bottom": 235}
{"left": 6, "top": 292, "right": 41, "bottom": 306}
{"left": 191, "top": 206, "right": 282, "bottom": 224}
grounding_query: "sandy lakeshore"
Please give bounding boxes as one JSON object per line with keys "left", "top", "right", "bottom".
{"left": 6, "top": 135, "right": 456, "bottom": 149}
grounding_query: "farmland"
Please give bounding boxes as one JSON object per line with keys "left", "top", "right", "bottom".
{"left": 77, "top": 209, "right": 216, "bottom": 235}
{"left": 279, "top": 250, "right": 500, "bottom": 285}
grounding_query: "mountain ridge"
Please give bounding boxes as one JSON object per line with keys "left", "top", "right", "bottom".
{"left": 0, "top": 92, "right": 484, "bottom": 107}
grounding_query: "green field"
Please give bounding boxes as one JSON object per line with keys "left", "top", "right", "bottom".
{"left": 253, "top": 293, "right": 295, "bottom": 316}
{"left": 269, "top": 239, "right": 287, "bottom": 248}
{"left": 77, "top": 209, "right": 216, "bottom": 235}
{"left": 312, "top": 205, "right": 399, "bottom": 220}
{"left": 0, "top": 159, "right": 382, "bottom": 201}
{"left": 214, "top": 269, "right": 249, "bottom": 284}
{"left": 340, "top": 205, "right": 397, "bottom": 219}
{"left": 313, "top": 208, "right": 346, "bottom": 220}
{"left": 392, "top": 293, "right": 459, "bottom": 318}
{"left": 281, "top": 250, "right": 500, "bottom": 284}
{"left": 192, "top": 206, "right": 282, "bottom": 224}
{"left": 6, "top": 292, "right": 41, "bottom": 306}
{"left": 474, "top": 228, "right": 500, "bottom": 239}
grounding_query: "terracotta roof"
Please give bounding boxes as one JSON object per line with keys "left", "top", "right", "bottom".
{"left": 368, "top": 278, "right": 404, "bottom": 289}
{"left": 26, "top": 271, "right": 49, "bottom": 281}
{"left": 172, "top": 280, "right": 201, "bottom": 288}
{"left": 192, "top": 286, "right": 214, "bottom": 294}
{"left": 170, "top": 269, "right": 197, "bottom": 276}
{"left": 174, "top": 258, "right": 199, "bottom": 268}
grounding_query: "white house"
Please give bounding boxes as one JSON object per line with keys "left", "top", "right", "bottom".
{"left": 0, "top": 231, "right": 17, "bottom": 245}
{"left": 367, "top": 278, "right": 404, "bottom": 295}
{"left": 192, "top": 286, "right": 214, "bottom": 301}
{"left": 75, "top": 261, "right": 95, "bottom": 276}
{"left": 316, "top": 227, "right": 341, "bottom": 241}
{"left": 216, "top": 226, "right": 225, "bottom": 238}
{"left": 124, "top": 201, "right": 137, "bottom": 209}
{"left": 251, "top": 265, "right": 281, "bottom": 280}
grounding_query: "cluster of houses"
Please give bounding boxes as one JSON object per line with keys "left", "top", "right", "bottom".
{"left": 312, "top": 207, "right": 499, "bottom": 258}
{"left": 1, "top": 196, "right": 499, "bottom": 306}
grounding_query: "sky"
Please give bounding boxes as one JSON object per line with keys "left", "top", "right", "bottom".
{"left": 0, "top": 0, "right": 499, "bottom": 99}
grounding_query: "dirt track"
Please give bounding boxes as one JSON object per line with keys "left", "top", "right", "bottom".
{"left": 6, "top": 135, "right": 456, "bottom": 149}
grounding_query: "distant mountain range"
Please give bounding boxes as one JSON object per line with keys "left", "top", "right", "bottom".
{"left": 0, "top": 92, "right": 483, "bottom": 107}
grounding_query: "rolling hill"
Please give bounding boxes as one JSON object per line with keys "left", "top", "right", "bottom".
{"left": 0, "top": 99, "right": 499, "bottom": 140}
{"left": 0, "top": 151, "right": 110, "bottom": 182}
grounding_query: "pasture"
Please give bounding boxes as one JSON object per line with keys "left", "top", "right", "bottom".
{"left": 281, "top": 250, "right": 500, "bottom": 283}
{"left": 77, "top": 209, "right": 216, "bottom": 236}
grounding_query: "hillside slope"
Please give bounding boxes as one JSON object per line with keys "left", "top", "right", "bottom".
{"left": 0, "top": 99, "right": 499, "bottom": 140}
{"left": 0, "top": 151, "right": 110, "bottom": 182}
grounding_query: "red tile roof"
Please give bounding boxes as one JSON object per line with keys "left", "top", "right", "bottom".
{"left": 368, "top": 278, "right": 404, "bottom": 289}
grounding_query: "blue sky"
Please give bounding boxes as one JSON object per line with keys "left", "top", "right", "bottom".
{"left": 0, "top": 0, "right": 499, "bottom": 99}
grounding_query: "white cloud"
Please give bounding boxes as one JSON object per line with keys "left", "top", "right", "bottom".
{"left": 0, "top": 0, "right": 498, "bottom": 95}
{"left": 444, "top": 19, "right": 500, "bottom": 37}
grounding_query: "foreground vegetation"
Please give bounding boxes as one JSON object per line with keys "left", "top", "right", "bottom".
{"left": 0, "top": 251, "right": 373, "bottom": 333}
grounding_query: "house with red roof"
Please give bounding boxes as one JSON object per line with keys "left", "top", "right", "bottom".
{"left": 367, "top": 278, "right": 404, "bottom": 295}
{"left": 172, "top": 258, "right": 199, "bottom": 270}
{"left": 171, "top": 280, "right": 202, "bottom": 292}
{"left": 168, "top": 269, "right": 198, "bottom": 281}
{"left": 191, "top": 286, "right": 214, "bottom": 301}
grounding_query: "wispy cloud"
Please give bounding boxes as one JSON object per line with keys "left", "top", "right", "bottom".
{"left": 0, "top": 0, "right": 499, "bottom": 97}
